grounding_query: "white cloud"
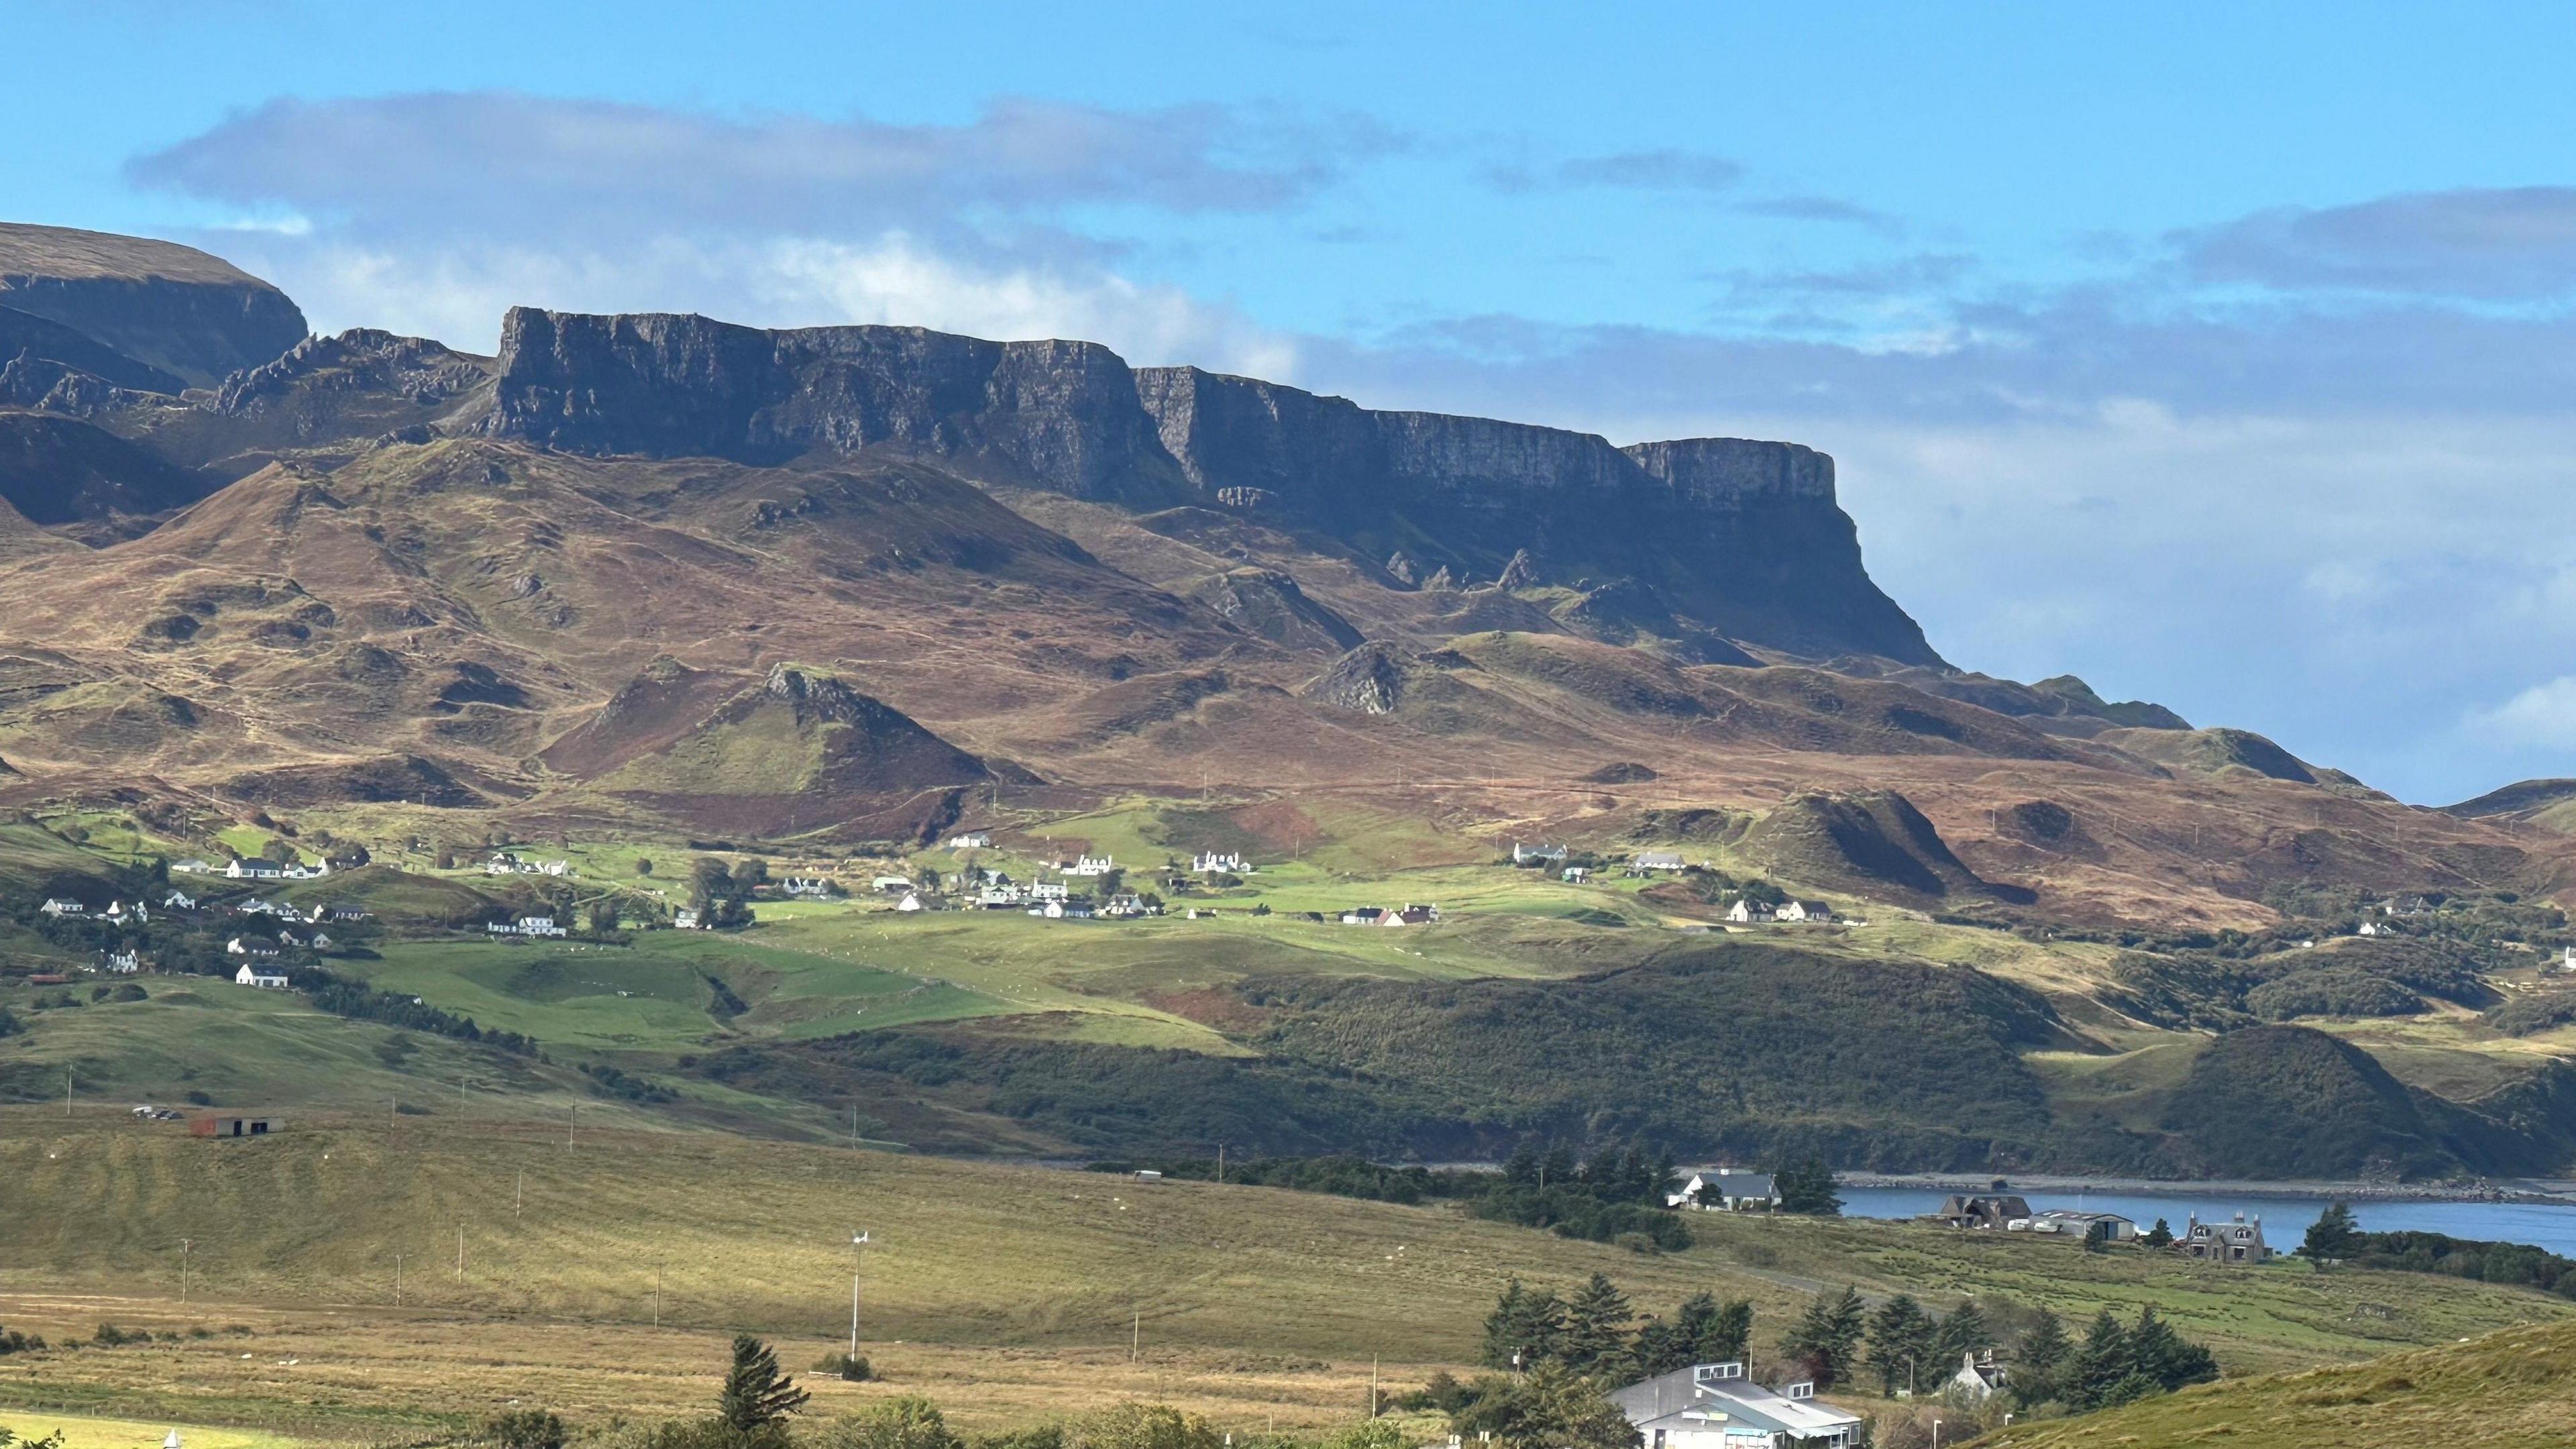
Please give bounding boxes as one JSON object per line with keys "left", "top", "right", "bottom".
{"left": 2467, "top": 676, "right": 2576, "bottom": 751}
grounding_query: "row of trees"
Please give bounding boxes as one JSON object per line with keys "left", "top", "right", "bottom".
{"left": 1484, "top": 1275, "right": 1752, "bottom": 1378}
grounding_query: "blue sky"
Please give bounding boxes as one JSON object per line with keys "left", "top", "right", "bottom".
{"left": 16, "top": 0, "right": 2576, "bottom": 803}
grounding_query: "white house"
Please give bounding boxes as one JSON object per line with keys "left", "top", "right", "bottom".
{"left": 1192, "top": 851, "right": 1250, "bottom": 874}
{"left": 226, "top": 859, "right": 283, "bottom": 880}
{"left": 977, "top": 885, "right": 1028, "bottom": 909}
{"left": 672, "top": 908, "right": 704, "bottom": 930}
{"left": 1561, "top": 865, "right": 1589, "bottom": 883}
{"left": 948, "top": 830, "right": 994, "bottom": 850}
{"left": 1381, "top": 903, "right": 1440, "bottom": 926}
{"left": 1512, "top": 842, "right": 1568, "bottom": 865}
{"left": 170, "top": 859, "right": 215, "bottom": 875}
{"left": 1030, "top": 879, "right": 1071, "bottom": 902}
{"left": 895, "top": 892, "right": 924, "bottom": 913}
{"left": 102, "top": 949, "right": 142, "bottom": 974}
{"left": 1725, "top": 900, "right": 1773, "bottom": 924}
{"left": 1946, "top": 1351, "right": 2008, "bottom": 1403}
{"left": 234, "top": 961, "right": 290, "bottom": 989}
{"left": 1340, "top": 907, "right": 1386, "bottom": 926}
{"left": 164, "top": 890, "right": 197, "bottom": 910}
{"left": 1633, "top": 851, "right": 1686, "bottom": 872}
{"left": 1067, "top": 854, "right": 1116, "bottom": 876}
{"left": 1609, "top": 1363, "right": 1861, "bottom": 1449}
{"left": 1668, "top": 1169, "right": 1780, "bottom": 1212}
{"left": 871, "top": 875, "right": 914, "bottom": 894}
{"left": 39, "top": 898, "right": 84, "bottom": 917}
{"left": 486, "top": 915, "right": 567, "bottom": 938}
{"left": 1036, "top": 897, "right": 1096, "bottom": 920}
{"left": 1775, "top": 900, "right": 1834, "bottom": 923}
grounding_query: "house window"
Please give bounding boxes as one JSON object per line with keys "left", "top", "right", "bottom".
{"left": 2231, "top": 1246, "right": 2244, "bottom": 1260}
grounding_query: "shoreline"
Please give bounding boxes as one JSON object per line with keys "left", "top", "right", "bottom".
{"left": 1836, "top": 1171, "right": 2576, "bottom": 1207}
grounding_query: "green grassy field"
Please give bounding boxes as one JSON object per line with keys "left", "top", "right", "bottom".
{"left": 0, "top": 1111, "right": 2570, "bottom": 1446}
{"left": 1970, "top": 1318, "right": 2576, "bottom": 1449}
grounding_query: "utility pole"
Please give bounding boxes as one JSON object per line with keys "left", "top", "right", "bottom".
{"left": 567, "top": 1103, "right": 576, "bottom": 1148}
{"left": 655, "top": 1260, "right": 663, "bottom": 1328}
{"left": 394, "top": 1250, "right": 403, "bottom": 1307}
{"left": 1216, "top": 1144, "right": 1225, "bottom": 1184}
{"left": 65, "top": 1065, "right": 72, "bottom": 1116}
{"left": 1370, "top": 1356, "right": 1380, "bottom": 1418}
{"left": 178, "top": 1239, "right": 191, "bottom": 1304}
{"left": 1131, "top": 1310, "right": 1140, "bottom": 1363}
{"left": 847, "top": 1231, "right": 869, "bottom": 1358}
{"left": 515, "top": 1169, "right": 524, "bottom": 1220}
{"left": 455, "top": 1224, "right": 465, "bottom": 1283}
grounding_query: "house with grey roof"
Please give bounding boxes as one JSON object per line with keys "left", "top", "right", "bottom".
{"left": 2178, "top": 1211, "right": 2272, "bottom": 1264}
{"left": 1610, "top": 1362, "right": 1862, "bottom": 1449}
{"left": 1668, "top": 1169, "right": 1780, "bottom": 1212}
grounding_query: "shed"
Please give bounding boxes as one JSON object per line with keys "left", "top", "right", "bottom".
{"left": 189, "top": 1112, "right": 284, "bottom": 1139}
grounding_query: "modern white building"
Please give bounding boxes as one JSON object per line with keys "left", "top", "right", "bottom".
{"left": 1610, "top": 1363, "right": 1861, "bottom": 1449}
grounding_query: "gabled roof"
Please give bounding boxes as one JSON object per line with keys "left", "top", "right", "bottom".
{"left": 1610, "top": 1365, "right": 1861, "bottom": 1440}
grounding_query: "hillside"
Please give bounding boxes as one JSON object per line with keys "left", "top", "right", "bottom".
{"left": 0, "top": 223, "right": 308, "bottom": 388}
{"left": 1973, "top": 1320, "right": 2576, "bottom": 1449}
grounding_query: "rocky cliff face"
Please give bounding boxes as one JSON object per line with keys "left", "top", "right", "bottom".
{"left": 476, "top": 309, "right": 1177, "bottom": 500}
{"left": 0, "top": 223, "right": 308, "bottom": 387}
{"left": 476, "top": 309, "right": 1940, "bottom": 663}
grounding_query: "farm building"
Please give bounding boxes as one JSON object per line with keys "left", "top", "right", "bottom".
{"left": 190, "top": 1112, "right": 284, "bottom": 1139}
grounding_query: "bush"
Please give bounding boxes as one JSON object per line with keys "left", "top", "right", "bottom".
{"left": 809, "top": 1397, "right": 957, "bottom": 1449}
{"left": 477, "top": 1410, "right": 569, "bottom": 1449}
{"left": 814, "top": 1352, "right": 873, "bottom": 1382}
{"left": 183, "top": 1090, "right": 213, "bottom": 1106}
{"left": 1066, "top": 1403, "right": 1220, "bottom": 1449}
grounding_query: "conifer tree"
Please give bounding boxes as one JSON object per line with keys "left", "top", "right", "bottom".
{"left": 1560, "top": 1273, "right": 1634, "bottom": 1373}
{"left": 1864, "top": 1295, "right": 1934, "bottom": 1395}
{"left": 718, "top": 1334, "right": 809, "bottom": 1432}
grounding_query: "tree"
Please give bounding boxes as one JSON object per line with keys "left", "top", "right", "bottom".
{"left": 2141, "top": 1217, "right": 2174, "bottom": 1248}
{"left": 1451, "top": 1366, "right": 1640, "bottom": 1449}
{"left": 1774, "top": 1158, "right": 1842, "bottom": 1216}
{"left": 2126, "top": 1307, "right": 2216, "bottom": 1392}
{"left": 476, "top": 1410, "right": 568, "bottom": 1449}
{"left": 1067, "top": 1402, "right": 1220, "bottom": 1449}
{"left": 2082, "top": 1218, "right": 2114, "bottom": 1253}
{"left": 2302, "top": 1201, "right": 2363, "bottom": 1263}
{"left": 718, "top": 1334, "right": 809, "bottom": 1432}
{"left": 636, "top": 857, "right": 654, "bottom": 876}
{"left": 919, "top": 866, "right": 943, "bottom": 893}
{"left": 1484, "top": 1278, "right": 1568, "bottom": 1368}
{"left": 1865, "top": 1295, "right": 1934, "bottom": 1395}
{"left": 1559, "top": 1273, "right": 1633, "bottom": 1373}
{"left": 2066, "top": 1311, "right": 2132, "bottom": 1411}
{"left": 2012, "top": 1308, "right": 2070, "bottom": 1407}
{"left": 1781, "top": 1287, "right": 1866, "bottom": 1387}
{"left": 1699, "top": 1298, "right": 1754, "bottom": 1365}
{"left": 434, "top": 846, "right": 457, "bottom": 870}
{"left": 811, "top": 1397, "right": 961, "bottom": 1449}
{"left": 587, "top": 901, "right": 620, "bottom": 934}
{"left": 731, "top": 858, "right": 771, "bottom": 895}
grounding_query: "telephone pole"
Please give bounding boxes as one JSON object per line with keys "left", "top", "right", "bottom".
{"left": 847, "top": 1232, "right": 869, "bottom": 1358}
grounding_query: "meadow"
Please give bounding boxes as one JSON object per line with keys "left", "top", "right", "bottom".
{"left": 1, "top": 1108, "right": 2570, "bottom": 1446}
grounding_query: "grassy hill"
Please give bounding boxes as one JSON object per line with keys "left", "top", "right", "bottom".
{"left": 1, "top": 1112, "right": 2566, "bottom": 1389}
{"left": 1972, "top": 1319, "right": 2576, "bottom": 1449}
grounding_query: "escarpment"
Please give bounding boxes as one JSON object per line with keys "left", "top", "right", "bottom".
{"left": 473, "top": 309, "right": 1939, "bottom": 663}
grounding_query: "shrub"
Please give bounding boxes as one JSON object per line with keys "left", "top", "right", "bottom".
{"left": 2246, "top": 969, "right": 2423, "bottom": 1021}
{"left": 813, "top": 1352, "right": 873, "bottom": 1383}
{"left": 478, "top": 1410, "right": 568, "bottom": 1449}
{"left": 1066, "top": 1403, "right": 1221, "bottom": 1449}
{"left": 809, "top": 1397, "right": 957, "bottom": 1449}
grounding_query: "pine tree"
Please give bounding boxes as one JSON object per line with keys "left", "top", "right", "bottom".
{"left": 1559, "top": 1273, "right": 1633, "bottom": 1373}
{"left": 1700, "top": 1299, "right": 1754, "bottom": 1365}
{"left": 2066, "top": 1311, "right": 2133, "bottom": 1411}
{"left": 1774, "top": 1159, "right": 1843, "bottom": 1216}
{"left": 2302, "top": 1202, "right": 2363, "bottom": 1263}
{"left": 1629, "top": 1313, "right": 1685, "bottom": 1377}
{"left": 1864, "top": 1295, "right": 1933, "bottom": 1395}
{"left": 1485, "top": 1279, "right": 1568, "bottom": 1369}
{"left": 1931, "top": 1300, "right": 1991, "bottom": 1366}
{"left": 718, "top": 1334, "right": 809, "bottom": 1432}
{"left": 1783, "top": 1287, "right": 1866, "bottom": 1387}
{"left": 2141, "top": 1217, "right": 2174, "bottom": 1248}
{"left": 2013, "top": 1308, "right": 2070, "bottom": 1407}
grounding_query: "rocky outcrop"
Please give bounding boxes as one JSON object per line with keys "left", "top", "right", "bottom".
{"left": 1186, "top": 568, "right": 1363, "bottom": 652}
{"left": 472, "top": 308, "right": 1940, "bottom": 663}
{"left": 1302, "top": 642, "right": 1410, "bottom": 714}
{"left": 476, "top": 309, "right": 1179, "bottom": 500}
{"left": 212, "top": 329, "right": 492, "bottom": 421}
{"left": 0, "top": 223, "right": 307, "bottom": 386}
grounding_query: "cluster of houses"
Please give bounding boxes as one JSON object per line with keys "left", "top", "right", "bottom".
{"left": 1336, "top": 904, "right": 1441, "bottom": 926}
{"left": 1512, "top": 842, "right": 1691, "bottom": 876}
{"left": 42, "top": 892, "right": 374, "bottom": 983}
{"left": 171, "top": 856, "right": 353, "bottom": 881}
{"left": 483, "top": 853, "right": 574, "bottom": 877}
{"left": 1927, "top": 1194, "right": 2274, "bottom": 1263}
{"left": 485, "top": 914, "right": 567, "bottom": 938}
{"left": 1725, "top": 898, "right": 1835, "bottom": 924}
